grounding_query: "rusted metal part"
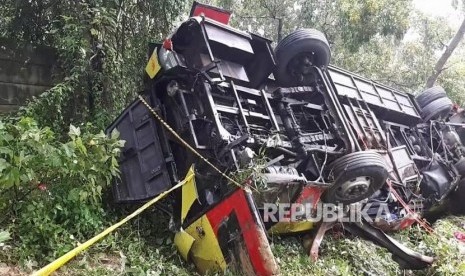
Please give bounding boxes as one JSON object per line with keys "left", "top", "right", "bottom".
{"left": 342, "top": 219, "right": 434, "bottom": 270}
{"left": 373, "top": 214, "right": 418, "bottom": 232}
{"left": 309, "top": 221, "right": 337, "bottom": 261}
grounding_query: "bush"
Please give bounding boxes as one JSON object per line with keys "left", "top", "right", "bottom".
{"left": 0, "top": 117, "right": 124, "bottom": 264}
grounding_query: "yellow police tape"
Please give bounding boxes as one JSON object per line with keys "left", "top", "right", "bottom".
{"left": 32, "top": 173, "right": 194, "bottom": 276}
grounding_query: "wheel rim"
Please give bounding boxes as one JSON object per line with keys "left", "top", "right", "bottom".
{"left": 336, "top": 176, "right": 372, "bottom": 200}
{"left": 288, "top": 52, "right": 315, "bottom": 84}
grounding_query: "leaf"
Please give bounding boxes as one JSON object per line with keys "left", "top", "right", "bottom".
{"left": 0, "top": 147, "right": 13, "bottom": 157}
{"left": 115, "top": 140, "right": 125, "bottom": 148}
{"left": 2, "top": 133, "right": 14, "bottom": 142}
{"left": 60, "top": 15, "right": 73, "bottom": 21}
{"left": 67, "top": 188, "right": 80, "bottom": 202}
{"left": 68, "top": 125, "right": 81, "bottom": 139}
{"left": 75, "top": 137, "right": 87, "bottom": 155}
{"left": 62, "top": 144, "right": 73, "bottom": 158}
{"left": 0, "top": 158, "right": 8, "bottom": 173}
{"left": 0, "top": 230, "right": 10, "bottom": 243}
{"left": 110, "top": 129, "right": 120, "bottom": 140}
{"left": 1, "top": 167, "right": 20, "bottom": 188}
{"left": 90, "top": 28, "right": 99, "bottom": 36}
{"left": 79, "top": 190, "right": 88, "bottom": 201}
{"left": 111, "top": 156, "right": 118, "bottom": 168}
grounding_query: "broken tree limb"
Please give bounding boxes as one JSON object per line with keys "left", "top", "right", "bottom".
{"left": 426, "top": 17, "right": 465, "bottom": 88}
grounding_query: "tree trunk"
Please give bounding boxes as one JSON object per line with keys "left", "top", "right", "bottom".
{"left": 426, "top": 18, "right": 465, "bottom": 88}
{"left": 277, "top": 18, "right": 283, "bottom": 42}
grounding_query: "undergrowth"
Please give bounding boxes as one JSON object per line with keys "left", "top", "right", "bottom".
{"left": 0, "top": 117, "right": 124, "bottom": 266}
{"left": 272, "top": 216, "right": 465, "bottom": 275}
{"left": 2, "top": 213, "right": 463, "bottom": 275}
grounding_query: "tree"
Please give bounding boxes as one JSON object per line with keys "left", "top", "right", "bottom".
{"left": 0, "top": 0, "right": 187, "bottom": 131}
{"left": 332, "top": 7, "right": 465, "bottom": 105}
{"left": 204, "top": 0, "right": 412, "bottom": 49}
{"left": 426, "top": 17, "right": 465, "bottom": 87}
{"left": 229, "top": 0, "right": 296, "bottom": 43}
{"left": 298, "top": 0, "right": 411, "bottom": 52}
{"left": 335, "top": 11, "right": 452, "bottom": 87}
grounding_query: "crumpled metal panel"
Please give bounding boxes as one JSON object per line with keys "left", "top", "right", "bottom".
{"left": 176, "top": 187, "right": 279, "bottom": 275}
{"left": 204, "top": 23, "right": 254, "bottom": 53}
{"left": 420, "top": 159, "right": 453, "bottom": 202}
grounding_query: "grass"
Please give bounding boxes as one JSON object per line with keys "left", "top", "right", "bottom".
{"left": 273, "top": 217, "right": 465, "bottom": 276}
{"left": 2, "top": 210, "right": 465, "bottom": 275}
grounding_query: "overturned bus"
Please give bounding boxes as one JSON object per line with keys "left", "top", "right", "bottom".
{"left": 107, "top": 2, "right": 465, "bottom": 275}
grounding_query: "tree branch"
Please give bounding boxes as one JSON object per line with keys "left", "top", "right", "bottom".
{"left": 426, "top": 17, "right": 465, "bottom": 88}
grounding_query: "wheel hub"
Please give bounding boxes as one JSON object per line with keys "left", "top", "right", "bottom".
{"left": 337, "top": 176, "right": 371, "bottom": 200}
{"left": 288, "top": 53, "right": 315, "bottom": 83}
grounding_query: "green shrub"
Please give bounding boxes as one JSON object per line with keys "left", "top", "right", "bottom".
{"left": 0, "top": 230, "right": 10, "bottom": 243}
{"left": 0, "top": 117, "right": 124, "bottom": 264}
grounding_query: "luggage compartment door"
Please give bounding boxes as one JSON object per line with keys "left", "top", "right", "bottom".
{"left": 107, "top": 97, "right": 172, "bottom": 202}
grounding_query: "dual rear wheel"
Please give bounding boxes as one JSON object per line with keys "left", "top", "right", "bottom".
{"left": 415, "top": 86, "right": 453, "bottom": 122}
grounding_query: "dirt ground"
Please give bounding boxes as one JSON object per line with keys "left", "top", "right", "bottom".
{"left": 0, "top": 263, "right": 25, "bottom": 276}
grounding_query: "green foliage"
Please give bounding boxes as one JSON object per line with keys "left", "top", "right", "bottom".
{"left": 202, "top": 0, "right": 410, "bottom": 51}
{"left": 0, "top": 0, "right": 187, "bottom": 133}
{"left": 0, "top": 230, "right": 10, "bottom": 243}
{"left": 0, "top": 116, "right": 124, "bottom": 264}
{"left": 272, "top": 235, "right": 400, "bottom": 275}
{"left": 299, "top": 0, "right": 411, "bottom": 52}
{"left": 0, "top": 117, "right": 58, "bottom": 193}
{"left": 18, "top": 214, "right": 463, "bottom": 275}
{"left": 395, "top": 217, "right": 465, "bottom": 275}
{"left": 333, "top": 9, "right": 465, "bottom": 104}
{"left": 25, "top": 210, "right": 193, "bottom": 275}
{"left": 107, "top": 212, "right": 192, "bottom": 275}
{"left": 272, "top": 216, "right": 465, "bottom": 275}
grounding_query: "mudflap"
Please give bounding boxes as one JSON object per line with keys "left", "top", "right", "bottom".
{"left": 174, "top": 186, "right": 279, "bottom": 275}
{"left": 342, "top": 218, "right": 434, "bottom": 270}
